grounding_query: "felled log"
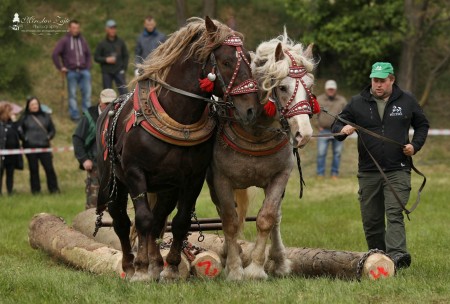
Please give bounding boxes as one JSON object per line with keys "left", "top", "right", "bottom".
{"left": 72, "top": 210, "right": 394, "bottom": 280}
{"left": 72, "top": 209, "right": 221, "bottom": 279}
{"left": 28, "top": 213, "right": 123, "bottom": 276}
{"left": 184, "top": 232, "right": 394, "bottom": 281}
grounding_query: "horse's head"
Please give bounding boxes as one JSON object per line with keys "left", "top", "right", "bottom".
{"left": 252, "top": 35, "right": 319, "bottom": 149}
{"left": 203, "top": 17, "right": 260, "bottom": 125}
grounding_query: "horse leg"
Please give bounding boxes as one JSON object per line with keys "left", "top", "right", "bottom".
{"left": 107, "top": 181, "right": 135, "bottom": 278}
{"left": 124, "top": 168, "right": 153, "bottom": 282}
{"left": 244, "top": 174, "right": 289, "bottom": 280}
{"left": 160, "top": 177, "right": 204, "bottom": 281}
{"left": 266, "top": 205, "right": 292, "bottom": 277}
{"left": 147, "top": 191, "right": 178, "bottom": 280}
{"left": 214, "top": 175, "right": 244, "bottom": 281}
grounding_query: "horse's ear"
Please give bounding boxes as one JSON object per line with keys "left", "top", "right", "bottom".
{"left": 205, "top": 16, "right": 217, "bottom": 34}
{"left": 275, "top": 43, "right": 284, "bottom": 62}
{"left": 303, "top": 43, "right": 314, "bottom": 59}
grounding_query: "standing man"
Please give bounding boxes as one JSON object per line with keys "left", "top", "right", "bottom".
{"left": 94, "top": 20, "right": 129, "bottom": 95}
{"left": 134, "top": 16, "right": 166, "bottom": 72}
{"left": 72, "top": 88, "right": 117, "bottom": 209}
{"left": 332, "top": 62, "right": 429, "bottom": 269}
{"left": 52, "top": 20, "right": 92, "bottom": 122}
{"left": 316, "top": 80, "right": 347, "bottom": 179}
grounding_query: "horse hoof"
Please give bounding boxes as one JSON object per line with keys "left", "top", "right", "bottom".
{"left": 244, "top": 262, "right": 268, "bottom": 280}
{"left": 160, "top": 267, "right": 180, "bottom": 282}
{"left": 129, "top": 271, "right": 151, "bottom": 282}
{"left": 225, "top": 266, "right": 244, "bottom": 281}
{"left": 267, "top": 258, "right": 292, "bottom": 277}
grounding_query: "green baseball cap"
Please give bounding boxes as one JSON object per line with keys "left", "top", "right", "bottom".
{"left": 369, "top": 62, "right": 394, "bottom": 79}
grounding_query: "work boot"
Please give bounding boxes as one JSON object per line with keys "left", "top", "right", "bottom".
{"left": 392, "top": 253, "right": 411, "bottom": 269}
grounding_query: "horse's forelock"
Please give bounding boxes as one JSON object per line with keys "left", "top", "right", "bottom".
{"left": 252, "top": 33, "right": 316, "bottom": 103}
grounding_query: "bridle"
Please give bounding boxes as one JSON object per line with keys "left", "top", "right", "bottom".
{"left": 269, "top": 50, "right": 318, "bottom": 134}
{"left": 203, "top": 35, "right": 258, "bottom": 116}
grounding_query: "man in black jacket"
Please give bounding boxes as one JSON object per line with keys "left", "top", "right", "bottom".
{"left": 72, "top": 88, "right": 117, "bottom": 209}
{"left": 332, "top": 62, "right": 429, "bottom": 269}
{"left": 94, "top": 20, "right": 129, "bottom": 95}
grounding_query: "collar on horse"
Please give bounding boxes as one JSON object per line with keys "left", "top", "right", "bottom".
{"left": 220, "top": 122, "right": 289, "bottom": 156}
{"left": 125, "top": 80, "right": 216, "bottom": 146}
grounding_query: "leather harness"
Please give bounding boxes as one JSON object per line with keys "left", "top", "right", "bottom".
{"left": 126, "top": 80, "right": 216, "bottom": 146}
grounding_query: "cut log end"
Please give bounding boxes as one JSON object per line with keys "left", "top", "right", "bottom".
{"left": 362, "top": 253, "right": 395, "bottom": 280}
{"left": 191, "top": 251, "right": 223, "bottom": 279}
{"left": 160, "top": 249, "right": 191, "bottom": 280}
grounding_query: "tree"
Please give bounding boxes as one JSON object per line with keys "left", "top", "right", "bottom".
{"left": 0, "top": 0, "right": 30, "bottom": 98}
{"left": 399, "top": 0, "right": 450, "bottom": 106}
{"left": 285, "top": 0, "right": 406, "bottom": 87}
{"left": 175, "top": 0, "right": 187, "bottom": 28}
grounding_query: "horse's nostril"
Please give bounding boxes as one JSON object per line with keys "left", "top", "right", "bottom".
{"left": 247, "top": 108, "right": 255, "bottom": 120}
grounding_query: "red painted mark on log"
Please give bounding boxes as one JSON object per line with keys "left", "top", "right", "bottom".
{"left": 370, "top": 267, "right": 389, "bottom": 279}
{"left": 197, "top": 260, "right": 218, "bottom": 276}
{"left": 120, "top": 272, "right": 126, "bottom": 279}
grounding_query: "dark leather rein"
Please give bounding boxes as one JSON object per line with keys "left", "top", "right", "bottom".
{"left": 322, "top": 108, "right": 426, "bottom": 220}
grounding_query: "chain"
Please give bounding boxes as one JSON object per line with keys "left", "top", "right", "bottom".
{"left": 107, "top": 94, "right": 130, "bottom": 199}
{"left": 93, "top": 211, "right": 104, "bottom": 237}
{"left": 356, "top": 248, "right": 392, "bottom": 281}
{"left": 191, "top": 210, "right": 204, "bottom": 242}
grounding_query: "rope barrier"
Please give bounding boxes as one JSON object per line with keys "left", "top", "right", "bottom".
{"left": 0, "top": 129, "right": 448, "bottom": 155}
{"left": 0, "top": 146, "right": 73, "bottom": 156}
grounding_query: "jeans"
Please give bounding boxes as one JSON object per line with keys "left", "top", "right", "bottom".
{"left": 67, "top": 69, "right": 92, "bottom": 120}
{"left": 316, "top": 128, "right": 343, "bottom": 176}
{"left": 102, "top": 71, "right": 128, "bottom": 95}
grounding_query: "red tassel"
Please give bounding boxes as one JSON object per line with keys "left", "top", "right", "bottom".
{"left": 264, "top": 101, "right": 277, "bottom": 117}
{"left": 199, "top": 78, "right": 214, "bottom": 92}
{"left": 311, "top": 96, "right": 320, "bottom": 114}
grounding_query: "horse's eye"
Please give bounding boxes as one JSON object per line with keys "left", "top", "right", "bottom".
{"left": 223, "top": 61, "right": 231, "bottom": 67}
{"left": 278, "top": 85, "right": 287, "bottom": 92}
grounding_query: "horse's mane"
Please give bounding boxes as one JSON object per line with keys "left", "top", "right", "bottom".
{"left": 130, "top": 17, "right": 241, "bottom": 89}
{"left": 252, "top": 30, "right": 316, "bottom": 103}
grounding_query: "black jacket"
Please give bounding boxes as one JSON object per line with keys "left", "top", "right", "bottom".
{"left": 0, "top": 120, "right": 23, "bottom": 169}
{"left": 94, "top": 36, "right": 129, "bottom": 74}
{"left": 332, "top": 84, "right": 429, "bottom": 172}
{"left": 18, "top": 112, "right": 56, "bottom": 148}
{"left": 72, "top": 105, "right": 100, "bottom": 169}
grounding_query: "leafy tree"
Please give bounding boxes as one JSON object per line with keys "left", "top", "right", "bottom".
{"left": 0, "top": 0, "right": 30, "bottom": 98}
{"left": 285, "top": 0, "right": 406, "bottom": 87}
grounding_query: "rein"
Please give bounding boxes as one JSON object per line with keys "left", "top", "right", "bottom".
{"left": 321, "top": 108, "right": 427, "bottom": 219}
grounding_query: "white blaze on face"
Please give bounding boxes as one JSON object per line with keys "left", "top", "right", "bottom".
{"left": 280, "top": 77, "right": 313, "bottom": 148}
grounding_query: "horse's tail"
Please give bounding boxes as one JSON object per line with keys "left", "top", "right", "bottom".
{"left": 234, "top": 188, "right": 250, "bottom": 233}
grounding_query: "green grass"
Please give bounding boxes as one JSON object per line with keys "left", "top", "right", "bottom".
{"left": 1, "top": 137, "right": 449, "bottom": 303}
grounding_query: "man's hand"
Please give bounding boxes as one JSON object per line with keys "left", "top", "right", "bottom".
{"left": 403, "top": 144, "right": 415, "bottom": 156}
{"left": 106, "top": 56, "right": 116, "bottom": 64}
{"left": 61, "top": 67, "right": 68, "bottom": 74}
{"left": 83, "top": 159, "right": 93, "bottom": 171}
{"left": 341, "top": 125, "right": 356, "bottom": 136}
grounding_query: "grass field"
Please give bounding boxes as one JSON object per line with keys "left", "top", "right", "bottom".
{"left": 1, "top": 137, "right": 449, "bottom": 303}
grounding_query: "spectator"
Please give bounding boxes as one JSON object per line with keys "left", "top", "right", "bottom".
{"left": 134, "top": 16, "right": 166, "bottom": 71}
{"left": 0, "top": 102, "right": 23, "bottom": 195}
{"left": 94, "top": 20, "right": 129, "bottom": 95}
{"left": 72, "top": 88, "right": 117, "bottom": 209}
{"left": 332, "top": 62, "right": 429, "bottom": 269}
{"left": 18, "top": 97, "right": 60, "bottom": 194}
{"left": 315, "top": 80, "right": 347, "bottom": 179}
{"left": 52, "top": 19, "right": 92, "bottom": 122}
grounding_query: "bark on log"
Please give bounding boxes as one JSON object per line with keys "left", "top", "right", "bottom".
{"left": 28, "top": 213, "right": 123, "bottom": 276}
{"left": 72, "top": 210, "right": 395, "bottom": 280}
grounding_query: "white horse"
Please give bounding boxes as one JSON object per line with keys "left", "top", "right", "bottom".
{"left": 207, "top": 32, "right": 318, "bottom": 280}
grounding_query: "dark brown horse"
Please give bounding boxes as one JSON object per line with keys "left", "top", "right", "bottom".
{"left": 96, "top": 17, "right": 259, "bottom": 282}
